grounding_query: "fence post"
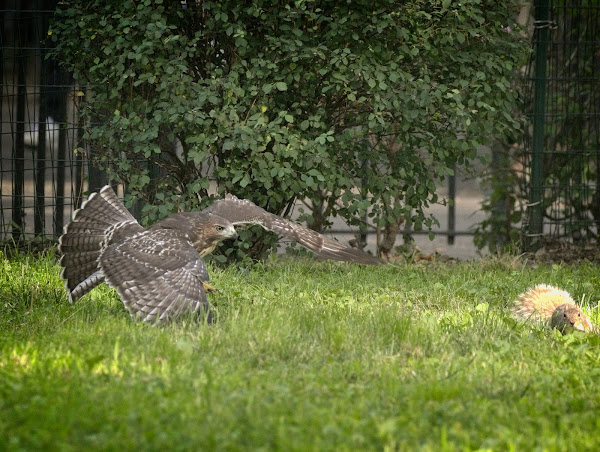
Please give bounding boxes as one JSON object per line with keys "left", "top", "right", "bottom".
{"left": 35, "top": 27, "right": 49, "bottom": 238}
{"left": 525, "top": 0, "right": 550, "bottom": 251}
{"left": 447, "top": 165, "right": 456, "bottom": 245}
{"left": 12, "top": 7, "right": 28, "bottom": 243}
{"left": 53, "top": 80, "right": 68, "bottom": 237}
{"left": 490, "top": 140, "right": 509, "bottom": 251}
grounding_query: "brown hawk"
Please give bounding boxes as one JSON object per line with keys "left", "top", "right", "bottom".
{"left": 59, "top": 186, "right": 382, "bottom": 324}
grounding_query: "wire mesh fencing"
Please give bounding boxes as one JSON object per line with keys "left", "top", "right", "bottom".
{"left": 5, "top": 1, "right": 600, "bottom": 253}
{"left": 522, "top": 1, "right": 600, "bottom": 250}
{"left": 1, "top": 1, "right": 92, "bottom": 246}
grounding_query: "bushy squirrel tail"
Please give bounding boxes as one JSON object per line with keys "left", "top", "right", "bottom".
{"left": 512, "top": 284, "right": 574, "bottom": 323}
{"left": 513, "top": 284, "right": 595, "bottom": 334}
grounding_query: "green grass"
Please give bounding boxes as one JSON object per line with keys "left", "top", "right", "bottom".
{"left": 2, "top": 251, "right": 600, "bottom": 451}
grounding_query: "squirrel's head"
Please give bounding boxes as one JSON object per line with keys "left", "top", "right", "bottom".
{"left": 551, "top": 304, "right": 594, "bottom": 334}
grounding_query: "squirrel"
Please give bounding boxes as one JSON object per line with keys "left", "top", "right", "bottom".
{"left": 512, "top": 284, "right": 595, "bottom": 334}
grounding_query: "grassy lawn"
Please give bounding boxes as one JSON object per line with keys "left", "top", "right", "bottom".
{"left": 2, "top": 251, "right": 600, "bottom": 451}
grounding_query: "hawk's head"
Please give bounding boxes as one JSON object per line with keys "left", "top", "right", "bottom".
{"left": 195, "top": 213, "right": 238, "bottom": 256}
{"left": 152, "top": 212, "right": 237, "bottom": 256}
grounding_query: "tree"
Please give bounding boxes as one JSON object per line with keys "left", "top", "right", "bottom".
{"left": 51, "top": 0, "right": 528, "bottom": 259}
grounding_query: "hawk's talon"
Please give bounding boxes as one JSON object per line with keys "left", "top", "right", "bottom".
{"left": 203, "top": 282, "right": 218, "bottom": 293}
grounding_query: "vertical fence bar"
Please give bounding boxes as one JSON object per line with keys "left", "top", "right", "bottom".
{"left": 12, "top": 8, "right": 27, "bottom": 242}
{"left": 54, "top": 80, "right": 67, "bottom": 236}
{"left": 0, "top": 13, "right": 4, "bottom": 237}
{"left": 74, "top": 97, "right": 85, "bottom": 209}
{"left": 359, "top": 157, "right": 369, "bottom": 249}
{"left": 447, "top": 165, "right": 456, "bottom": 245}
{"left": 35, "top": 88, "right": 48, "bottom": 237}
{"left": 490, "top": 140, "right": 508, "bottom": 251}
{"left": 35, "top": 26, "right": 48, "bottom": 237}
{"left": 525, "top": 0, "right": 550, "bottom": 251}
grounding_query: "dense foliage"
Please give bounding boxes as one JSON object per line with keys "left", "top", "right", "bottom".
{"left": 51, "top": 0, "right": 527, "bottom": 257}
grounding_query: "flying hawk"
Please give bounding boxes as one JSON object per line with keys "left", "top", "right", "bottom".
{"left": 58, "top": 186, "right": 382, "bottom": 324}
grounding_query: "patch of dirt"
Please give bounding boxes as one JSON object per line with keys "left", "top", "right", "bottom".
{"left": 386, "top": 239, "right": 600, "bottom": 266}
{"left": 385, "top": 246, "right": 459, "bottom": 265}
{"left": 522, "top": 239, "right": 600, "bottom": 264}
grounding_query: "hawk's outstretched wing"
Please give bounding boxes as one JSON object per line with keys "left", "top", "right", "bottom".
{"left": 100, "top": 228, "right": 211, "bottom": 324}
{"left": 203, "top": 194, "right": 383, "bottom": 265}
{"left": 59, "top": 185, "right": 144, "bottom": 302}
{"left": 59, "top": 186, "right": 381, "bottom": 325}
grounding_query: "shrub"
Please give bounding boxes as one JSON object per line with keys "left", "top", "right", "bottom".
{"left": 51, "top": 0, "right": 528, "bottom": 258}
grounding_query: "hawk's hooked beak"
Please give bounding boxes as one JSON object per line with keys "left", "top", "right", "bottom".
{"left": 226, "top": 225, "right": 238, "bottom": 240}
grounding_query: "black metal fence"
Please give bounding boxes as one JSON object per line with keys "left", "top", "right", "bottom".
{"left": 522, "top": 1, "right": 600, "bottom": 250}
{"left": 0, "top": 1, "right": 472, "bottom": 250}
{"left": 5, "top": 2, "right": 598, "bottom": 252}
{"left": 0, "top": 1, "right": 107, "bottom": 245}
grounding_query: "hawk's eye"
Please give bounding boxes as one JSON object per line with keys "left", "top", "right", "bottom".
{"left": 215, "top": 225, "right": 225, "bottom": 231}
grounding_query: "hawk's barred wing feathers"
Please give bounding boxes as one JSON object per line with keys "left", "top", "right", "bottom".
{"left": 58, "top": 186, "right": 143, "bottom": 303}
{"left": 59, "top": 187, "right": 219, "bottom": 324}
{"left": 59, "top": 186, "right": 382, "bottom": 325}
{"left": 100, "top": 229, "right": 211, "bottom": 324}
{"left": 204, "top": 194, "right": 383, "bottom": 265}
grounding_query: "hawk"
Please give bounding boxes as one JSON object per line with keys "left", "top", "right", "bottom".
{"left": 59, "top": 186, "right": 382, "bottom": 324}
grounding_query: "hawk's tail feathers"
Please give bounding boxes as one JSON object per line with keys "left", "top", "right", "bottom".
{"left": 64, "top": 186, "right": 137, "bottom": 232}
{"left": 59, "top": 186, "right": 139, "bottom": 303}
